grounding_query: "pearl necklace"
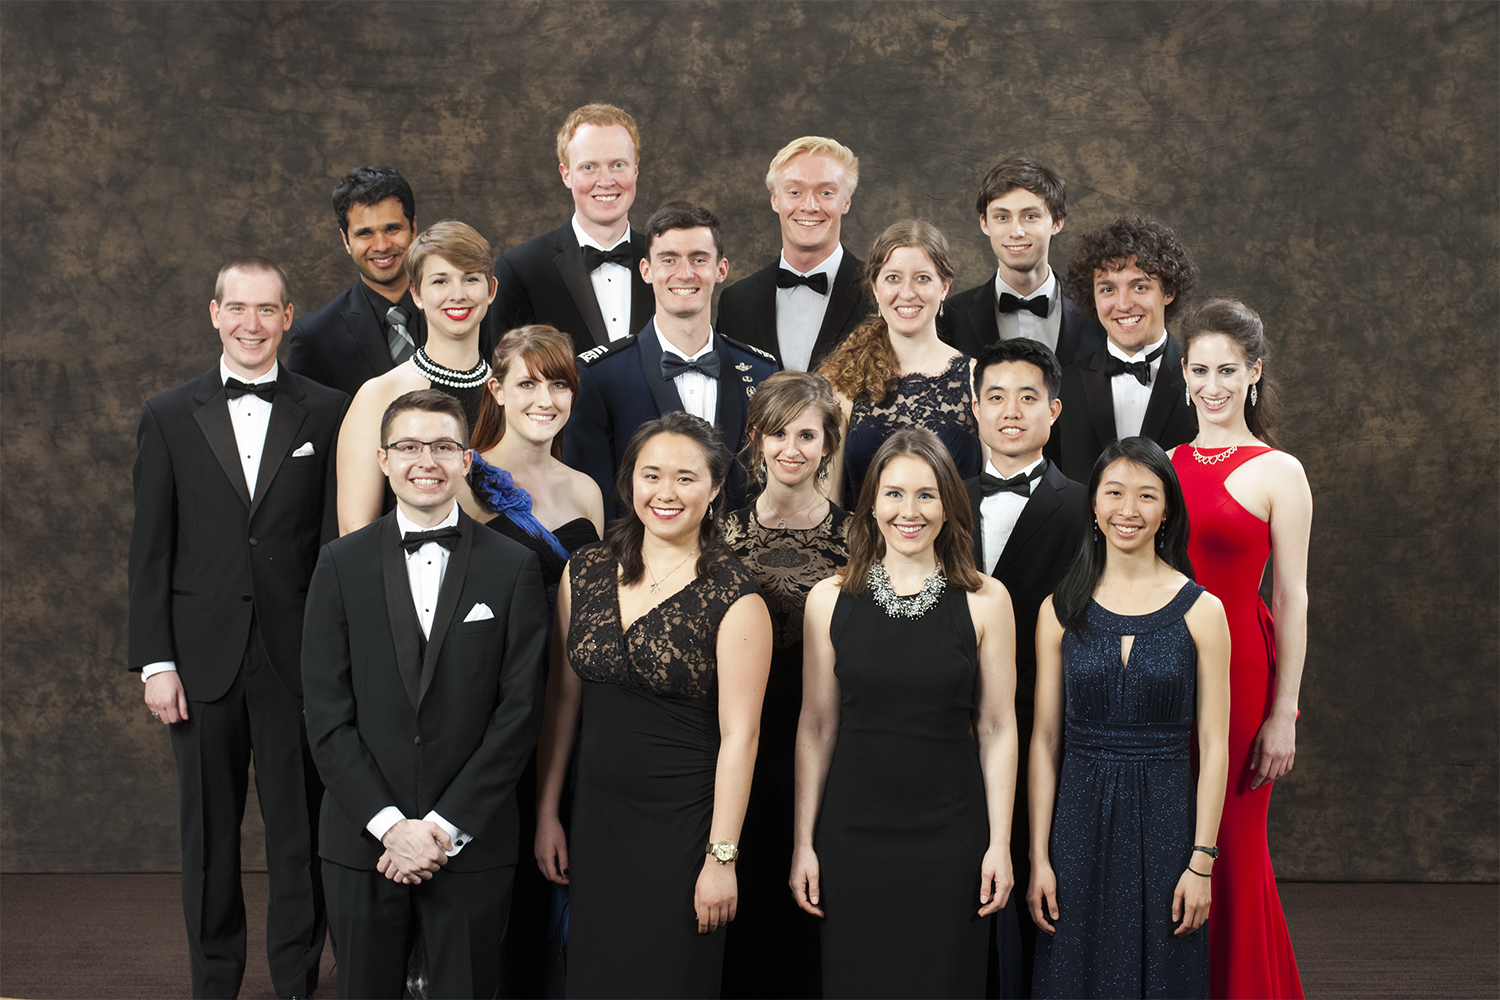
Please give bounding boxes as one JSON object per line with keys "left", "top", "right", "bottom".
{"left": 413, "top": 347, "right": 490, "bottom": 389}
{"left": 1190, "top": 432, "right": 1254, "bottom": 466}
{"left": 868, "top": 561, "right": 946, "bottom": 619}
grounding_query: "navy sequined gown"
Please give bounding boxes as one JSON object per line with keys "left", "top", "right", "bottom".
{"left": 1033, "top": 582, "right": 1209, "bottom": 999}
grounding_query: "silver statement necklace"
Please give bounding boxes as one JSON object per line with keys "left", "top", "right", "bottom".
{"left": 413, "top": 347, "right": 491, "bottom": 389}
{"left": 1190, "top": 431, "right": 1254, "bottom": 466}
{"left": 868, "top": 561, "right": 946, "bottom": 619}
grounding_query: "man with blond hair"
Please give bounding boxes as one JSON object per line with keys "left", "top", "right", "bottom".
{"left": 716, "top": 136, "right": 867, "bottom": 372}
{"left": 491, "top": 103, "right": 653, "bottom": 352}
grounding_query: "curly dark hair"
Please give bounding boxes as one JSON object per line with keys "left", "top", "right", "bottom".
{"left": 1063, "top": 216, "right": 1198, "bottom": 324}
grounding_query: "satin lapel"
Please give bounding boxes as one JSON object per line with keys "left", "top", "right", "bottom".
{"left": 967, "top": 281, "right": 1000, "bottom": 350}
{"left": 346, "top": 286, "right": 394, "bottom": 376}
{"left": 553, "top": 238, "right": 609, "bottom": 350}
{"left": 249, "top": 384, "right": 308, "bottom": 518}
{"left": 381, "top": 516, "right": 424, "bottom": 710}
{"left": 965, "top": 477, "right": 985, "bottom": 569}
{"left": 995, "top": 466, "right": 1063, "bottom": 578}
{"left": 1140, "top": 335, "right": 1185, "bottom": 443}
{"left": 635, "top": 320, "right": 684, "bottom": 418}
{"left": 1079, "top": 351, "right": 1118, "bottom": 449}
{"left": 418, "top": 513, "right": 473, "bottom": 707}
{"left": 750, "top": 270, "right": 782, "bottom": 365}
{"left": 192, "top": 380, "right": 251, "bottom": 508}
{"left": 628, "top": 231, "right": 654, "bottom": 335}
{"left": 810, "top": 251, "right": 865, "bottom": 366}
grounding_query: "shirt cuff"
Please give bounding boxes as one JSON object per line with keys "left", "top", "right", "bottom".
{"left": 424, "top": 810, "right": 473, "bottom": 856}
{"left": 141, "top": 662, "right": 177, "bottom": 681}
{"left": 367, "top": 806, "right": 406, "bottom": 843}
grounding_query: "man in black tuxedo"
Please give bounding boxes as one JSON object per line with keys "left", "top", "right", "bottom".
{"left": 942, "top": 155, "right": 1106, "bottom": 369}
{"left": 1051, "top": 216, "right": 1199, "bottom": 483}
{"left": 286, "top": 166, "right": 426, "bottom": 398}
{"left": 302, "top": 389, "right": 548, "bottom": 999}
{"left": 130, "top": 257, "right": 348, "bottom": 998}
{"left": 491, "top": 103, "right": 653, "bottom": 352}
{"left": 964, "top": 338, "right": 1087, "bottom": 999}
{"left": 715, "top": 135, "right": 867, "bottom": 372}
{"left": 566, "top": 201, "right": 779, "bottom": 518}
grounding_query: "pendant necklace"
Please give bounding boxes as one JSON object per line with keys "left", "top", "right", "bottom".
{"left": 1190, "top": 431, "right": 1254, "bottom": 466}
{"left": 645, "top": 548, "right": 698, "bottom": 595}
{"left": 761, "top": 494, "right": 827, "bottom": 530}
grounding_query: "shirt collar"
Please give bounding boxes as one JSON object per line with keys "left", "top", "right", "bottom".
{"left": 362, "top": 282, "right": 417, "bottom": 321}
{"left": 571, "top": 214, "right": 631, "bottom": 253}
{"left": 221, "top": 358, "right": 278, "bottom": 386}
{"left": 395, "top": 501, "right": 460, "bottom": 540}
{"left": 659, "top": 326, "right": 716, "bottom": 362}
{"left": 779, "top": 243, "right": 844, "bottom": 281}
{"left": 984, "top": 456, "right": 1045, "bottom": 483}
{"left": 993, "top": 268, "right": 1057, "bottom": 313}
{"left": 1105, "top": 331, "right": 1169, "bottom": 364}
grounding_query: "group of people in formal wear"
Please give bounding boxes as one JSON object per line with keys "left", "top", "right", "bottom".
{"left": 128, "top": 101, "right": 1313, "bottom": 1000}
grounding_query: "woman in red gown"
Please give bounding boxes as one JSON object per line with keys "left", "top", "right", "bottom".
{"left": 1171, "top": 299, "right": 1311, "bottom": 999}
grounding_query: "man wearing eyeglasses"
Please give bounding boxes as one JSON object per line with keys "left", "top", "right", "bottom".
{"left": 128, "top": 257, "right": 348, "bottom": 999}
{"left": 302, "top": 388, "right": 549, "bottom": 999}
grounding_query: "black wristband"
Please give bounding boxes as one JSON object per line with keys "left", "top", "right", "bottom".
{"left": 1186, "top": 867, "right": 1212, "bottom": 878}
{"left": 1192, "top": 845, "right": 1220, "bottom": 859}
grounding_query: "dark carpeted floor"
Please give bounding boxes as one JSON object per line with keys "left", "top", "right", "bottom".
{"left": 1, "top": 875, "right": 1495, "bottom": 998}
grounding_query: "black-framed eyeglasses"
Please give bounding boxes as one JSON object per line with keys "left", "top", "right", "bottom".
{"left": 382, "top": 438, "right": 466, "bottom": 461}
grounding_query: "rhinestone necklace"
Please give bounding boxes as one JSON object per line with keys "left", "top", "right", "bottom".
{"left": 868, "top": 561, "right": 946, "bottom": 619}
{"left": 413, "top": 347, "right": 491, "bottom": 389}
{"left": 1190, "top": 432, "right": 1254, "bottom": 466}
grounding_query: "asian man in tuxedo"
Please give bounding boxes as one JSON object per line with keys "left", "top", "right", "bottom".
{"left": 1051, "top": 216, "right": 1199, "bottom": 483}
{"left": 286, "top": 166, "right": 429, "bottom": 398}
{"left": 566, "top": 201, "right": 779, "bottom": 519}
{"left": 715, "top": 135, "right": 867, "bottom": 372}
{"left": 302, "top": 389, "right": 549, "bottom": 999}
{"left": 964, "top": 337, "right": 1088, "bottom": 999}
{"left": 941, "top": 155, "right": 1106, "bottom": 369}
{"left": 491, "top": 103, "right": 653, "bottom": 352}
{"left": 129, "top": 257, "right": 348, "bottom": 999}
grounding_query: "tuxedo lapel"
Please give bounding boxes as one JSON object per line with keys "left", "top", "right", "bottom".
{"left": 995, "top": 464, "right": 1064, "bottom": 578}
{"left": 191, "top": 374, "right": 251, "bottom": 508}
{"left": 749, "top": 270, "right": 781, "bottom": 365}
{"left": 249, "top": 382, "right": 308, "bottom": 518}
{"left": 345, "top": 286, "right": 396, "bottom": 376}
{"left": 417, "top": 514, "right": 473, "bottom": 707}
{"left": 628, "top": 231, "right": 654, "bottom": 335}
{"left": 965, "top": 280, "right": 1000, "bottom": 352}
{"left": 635, "top": 320, "right": 685, "bottom": 418}
{"left": 1140, "top": 335, "right": 1185, "bottom": 442}
{"left": 810, "top": 250, "right": 866, "bottom": 367}
{"left": 553, "top": 236, "right": 610, "bottom": 350}
{"left": 1079, "top": 351, "right": 1118, "bottom": 448}
{"left": 965, "top": 477, "right": 985, "bottom": 569}
{"left": 380, "top": 516, "right": 424, "bottom": 710}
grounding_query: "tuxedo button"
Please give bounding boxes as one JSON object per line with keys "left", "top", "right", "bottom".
{"left": 248, "top": 537, "right": 258, "bottom": 546}
{"left": 413, "top": 736, "right": 421, "bottom": 745}
{"left": 240, "top": 593, "right": 252, "bottom": 602}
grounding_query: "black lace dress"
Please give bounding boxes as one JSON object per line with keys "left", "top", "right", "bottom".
{"left": 842, "top": 354, "right": 981, "bottom": 505}
{"left": 564, "top": 544, "right": 761, "bottom": 999}
{"left": 720, "top": 504, "right": 850, "bottom": 999}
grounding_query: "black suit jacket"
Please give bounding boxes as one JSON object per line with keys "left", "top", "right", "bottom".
{"left": 565, "top": 319, "right": 780, "bottom": 517}
{"left": 715, "top": 248, "right": 867, "bottom": 371}
{"left": 1051, "top": 336, "right": 1198, "bottom": 483}
{"left": 302, "top": 510, "right": 549, "bottom": 873}
{"left": 940, "top": 276, "right": 1106, "bottom": 370}
{"left": 491, "top": 222, "right": 653, "bottom": 353}
{"left": 128, "top": 366, "right": 349, "bottom": 701}
{"left": 286, "top": 282, "right": 427, "bottom": 399}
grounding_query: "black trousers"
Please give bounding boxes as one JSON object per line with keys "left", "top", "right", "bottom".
{"left": 170, "top": 627, "right": 326, "bottom": 998}
{"left": 323, "top": 859, "right": 515, "bottom": 999}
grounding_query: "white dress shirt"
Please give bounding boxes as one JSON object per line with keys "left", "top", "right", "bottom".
{"left": 979, "top": 457, "right": 1044, "bottom": 575}
{"left": 141, "top": 359, "right": 277, "bottom": 683}
{"left": 1108, "top": 332, "right": 1168, "bottom": 440}
{"left": 993, "top": 269, "right": 1062, "bottom": 353}
{"left": 657, "top": 327, "right": 719, "bottom": 422}
{"left": 367, "top": 501, "right": 471, "bottom": 856}
{"left": 774, "top": 244, "right": 843, "bottom": 372}
{"left": 573, "top": 215, "right": 634, "bottom": 342}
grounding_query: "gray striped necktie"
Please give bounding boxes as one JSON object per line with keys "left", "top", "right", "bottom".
{"left": 386, "top": 305, "right": 415, "bottom": 364}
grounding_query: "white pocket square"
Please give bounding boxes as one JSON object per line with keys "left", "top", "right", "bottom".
{"left": 291, "top": 441, "right": 316, "bottom": 457}
{"left": 463, "top": 603, "right": 494, "bottom": 623}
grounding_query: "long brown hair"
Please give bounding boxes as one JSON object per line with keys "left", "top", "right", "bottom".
{"left": 1179, "top": 298, "right": 1280, "bottom": 447}
{"left": 739, "top": 370, "right": 844, "bottom": 489}
{"left": 470, "top": 324, "right": 580, "bottom": 459}
{"left": 841, "top": 427, "right": 983, "bottom": 595}
{"left": 818, "top": 220, "right": 956, "bottom": 405}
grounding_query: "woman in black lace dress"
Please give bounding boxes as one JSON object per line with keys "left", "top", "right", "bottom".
{"left": 536, "top": 412, "right": 773, "bottom": 998}
{"left": 721, "top": 371, "right": 849, "bottom": 999}
{"left": 819, "top": 220, "right": 981, "bottom": 507}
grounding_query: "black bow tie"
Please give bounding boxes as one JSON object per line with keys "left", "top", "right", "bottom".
{"left": 998, "top": 292, "right": 1048, "bottom": 318}
{"left": 978, "top": 465, "right": 1044, "bottom": 498}
{"left": 582, "top": 244, "right": 634, "bottom": 272}
{"left": 224, "top": 377, "right": 277, "bottom": 402}
{"left": 401, "top": 526, "right": 461, "bottom": 553}
{"left": 1102, "top": 342, "right": 1167, "bottom": 387}
{"left": 662, "top": 350, "right": 721, "bottom": 381}
{"left": 776, "top": 268, "right": 829, "bottom": 295}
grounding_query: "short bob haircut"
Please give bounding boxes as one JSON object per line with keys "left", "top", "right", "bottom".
{"left": 605, "top": 411, "right": 733, "bottom": 587}
{"left": 741, "top": 370, "right": 845, "bottom": 486}
{"left": 974, "top": 154, "right": 1066, "bottom": 222}
{"left": 764, "top": 136, "right": 860, "bottom": 196}
{"left": 556, "top": 103, "right": 642, "bottom": 166}
{"left": 379, "top": 388, "right": 470, "bottom": 450}
{"left": 841, "top": 426, "right": 984, "bottom": 596}
{"left": 972, "top": 337, "right": 1064, "bottom": 403}
{"left": 1179, "top": 298, "right": 1281, "bottom": 448}
{"left": 470, "top": 325, "right": 580, "bottom": 460}
{"left": 403, "top": 220, "right": 495, "bottom": 290}
{"left": 1063, "top": 216, "right": 1199, "bottom": 325}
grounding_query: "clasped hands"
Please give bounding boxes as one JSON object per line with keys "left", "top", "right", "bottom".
{"left": 378, "top": 819, "right": 452, "bottom": 885}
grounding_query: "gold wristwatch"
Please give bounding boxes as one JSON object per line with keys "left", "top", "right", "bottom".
{"left": 707, "top": 841, "right": 739, "bottom": 864}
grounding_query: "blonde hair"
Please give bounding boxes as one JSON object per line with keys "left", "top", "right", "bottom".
{"left": 556, "top": 103, "right": 642, "bottom": 165}
{"left": 404, "top": 220, "right": 494, "bottom": 288}
{"left": 764, "top": 136, "right": 859, "bottom": 195}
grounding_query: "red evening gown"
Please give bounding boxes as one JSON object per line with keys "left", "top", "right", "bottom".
{"left": 1174, "top": 445, "right": 1304, "bottom": 999}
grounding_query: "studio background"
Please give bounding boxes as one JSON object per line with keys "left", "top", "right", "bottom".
{"left": 2, "top": 0, "right": 1495, "bottom": 879}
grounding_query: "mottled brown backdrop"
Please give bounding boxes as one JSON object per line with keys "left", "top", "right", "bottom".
{"left": 2, "top": 1, "right": 1496, "bottom": 877}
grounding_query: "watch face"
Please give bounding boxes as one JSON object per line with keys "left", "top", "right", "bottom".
{"left": 711, "top": 843, "right": 737, "bottom": 862}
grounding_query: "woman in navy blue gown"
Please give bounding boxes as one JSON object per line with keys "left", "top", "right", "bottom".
{"left": 1028, "top": 437, "right": 1231, "bottom": 999}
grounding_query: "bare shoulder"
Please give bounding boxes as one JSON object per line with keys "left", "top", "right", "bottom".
{"left": 970, "top": 575, "right": 1013, "bottom": 610}
{"left": 1184, "top": 588, "right": 1227, "bottom": 629}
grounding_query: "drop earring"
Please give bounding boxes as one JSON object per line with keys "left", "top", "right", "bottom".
{"left": 755, "top": 462, "right": 766, "bottom": 486}
{"left": 1184, "top": 383, "right": 1192, "bottom": 407}
{"left": 1250, "top": 383, "right": 1259, "bottom": 407}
